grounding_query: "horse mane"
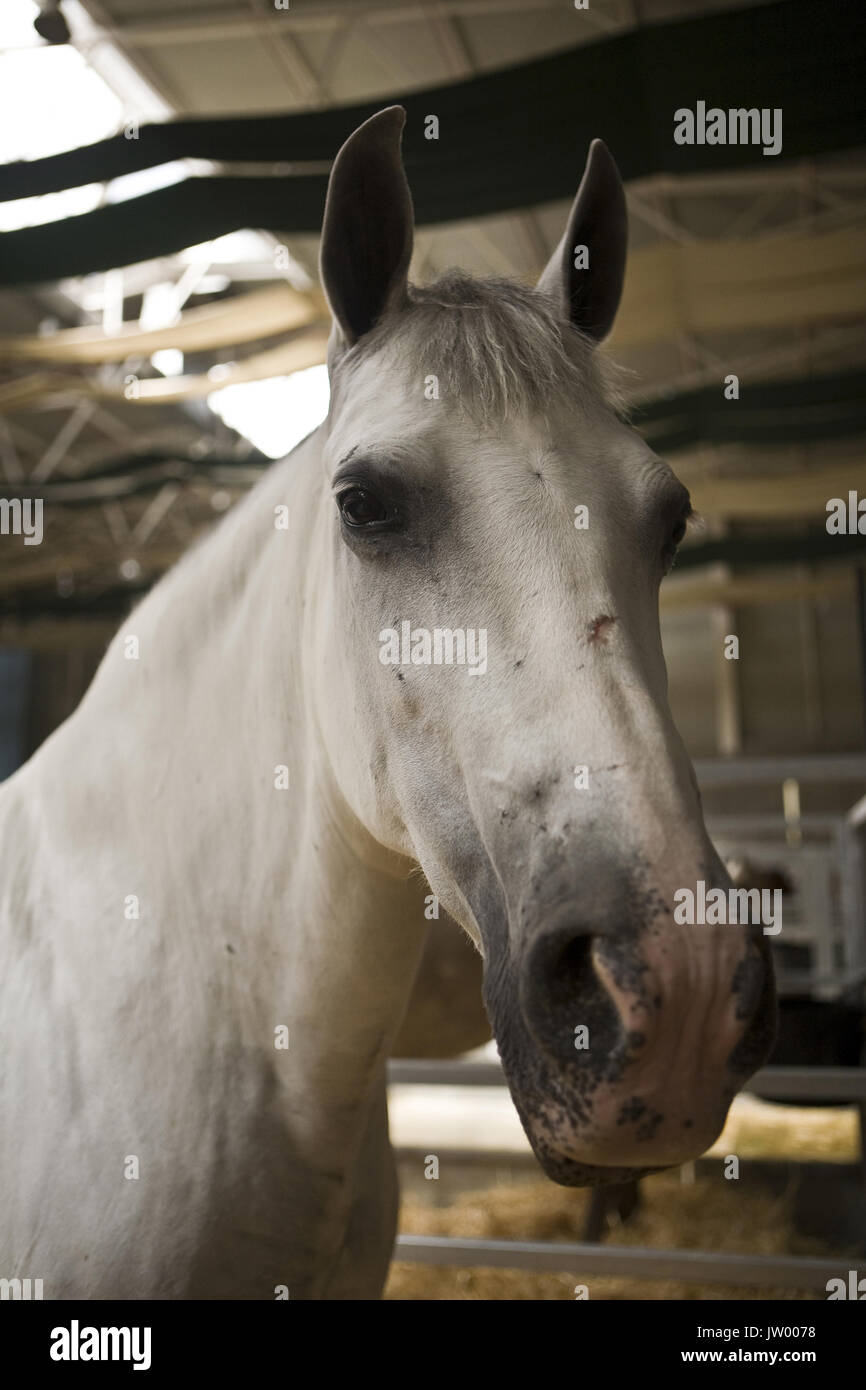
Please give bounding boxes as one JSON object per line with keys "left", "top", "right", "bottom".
{"left": 350, "top": 269, "right": 625, "bottom": 421}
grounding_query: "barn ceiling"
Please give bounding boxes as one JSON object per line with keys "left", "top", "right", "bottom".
{"left": 0, "top": 0, "right": 865, "bottom": 701}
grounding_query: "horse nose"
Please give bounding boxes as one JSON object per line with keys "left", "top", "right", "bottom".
{"left": 519, "top": 918, "right": 771, "bottom": 1075}
{"left": 518, "top": 923, "right": 632, "bottom": 1066}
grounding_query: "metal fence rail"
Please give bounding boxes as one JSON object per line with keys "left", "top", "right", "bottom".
{"left": 388, "top": 1059, "right": 866, "bottom": 1100}
{"left": 394, "top": 1236, "right": 863, "bottom": 1292}
{"left": 388, "top": 1061, "right": 866, "bottom": 1291}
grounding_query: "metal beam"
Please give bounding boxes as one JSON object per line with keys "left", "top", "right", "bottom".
{"left": 387, "top": 1059, "right": 866, "bottom": 1100}
{"left": 57, "top": 0, "right": 565, "bottom": 50}
{"left": 693, "top": 755, "right": 866, "bottom": 786}
{"left": 626, "top": 190, "right": 696, "bottom": 245}
{"left": 394, "top": 1234, "right": 863, "bottom": 1291}
{"left": 627, "top": 321, "right": 866, "bottom": 407}
{"left": 712, "top": 598, "right": 742, "bottom": 756}
{"left": 246, "top": 0, "right": 329, "bottom": 107}
{"left": 0, "top": 416, "right": 24, "bottom": 483}
{"left": 635, "top": 168, "right": 866, "bottom": 198}
{"left": 31, "top": 400, "right": 96, "bottom": 483}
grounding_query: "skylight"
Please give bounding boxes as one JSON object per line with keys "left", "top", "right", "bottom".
{"left": 208, "top": 366, "right": 331, "bottom": 461}
{"left": 0, "top": 1, "right": 329, "bottom": 459}
{"left": 0, "top": 0, "right": 181, "bottom": 231}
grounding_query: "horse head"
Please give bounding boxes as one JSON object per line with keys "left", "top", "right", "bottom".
{"left": 312, "top": 107, "right": 776, "bottom": 1183}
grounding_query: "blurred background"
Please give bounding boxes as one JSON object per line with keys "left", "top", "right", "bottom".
{"left": 1, "top": 0, "right": 865, "bottom": 1298}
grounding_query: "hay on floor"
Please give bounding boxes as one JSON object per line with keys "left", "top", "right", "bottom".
{"left": 386, "top": 1168, "right": 845, "bottom": 1301}
{"left": 712, "top": 1096, "right": 860, "bottom": 1164}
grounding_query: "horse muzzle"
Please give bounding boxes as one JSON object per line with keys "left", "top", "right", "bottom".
{"left": 486, "top": 896, "right": 776, "bottom": 1176}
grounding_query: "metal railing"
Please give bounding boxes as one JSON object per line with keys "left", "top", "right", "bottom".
{"left": 390, "top": 757, "right": 866, "bottom": 1291}
{"left": 388, "top": 1061, "right": 866, "bottom": 1291}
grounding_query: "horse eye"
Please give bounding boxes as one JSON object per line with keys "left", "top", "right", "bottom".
{"left": 662, "top": 516, "right": 688, "bottom": 571}
{"left": 338, "top": 487, "right": 390, "bottom": 528}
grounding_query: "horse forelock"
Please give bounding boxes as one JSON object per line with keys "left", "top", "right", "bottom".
{"left": 337, "top": 270, "right": 626, "bottom": 423}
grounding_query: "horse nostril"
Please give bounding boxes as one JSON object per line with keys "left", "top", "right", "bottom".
{"left": 520, "top": 925, "right": 624, "bottom": 1064}
{"left": 550, "top": 935, "right": 594, "bottom": 1011}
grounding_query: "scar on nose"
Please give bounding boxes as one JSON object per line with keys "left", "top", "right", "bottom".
{"left": 587, "top": 614, "right": 617, "bottom": 643}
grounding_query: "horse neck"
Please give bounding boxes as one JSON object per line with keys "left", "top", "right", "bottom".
{"left": 18, "top": 424, "right": 428, "bottom": 1107}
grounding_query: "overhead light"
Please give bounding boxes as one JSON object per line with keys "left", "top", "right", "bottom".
{"left": 208, "top": 366, "right": 330, "bottom": 461}
{"left": 119, "top": 558, "right": 142, "bottom": 582}
{"left": 150, "top": 349, "right": 184, "bottom": 378}
{"left": 104, "top": 161, "right": 190, "bottom": 206}
{"left": 195, "top": 275, "right": 232, "bottom": 295}
{"left": 0, "top": 2, "right": 123, "bottom": 231}
{"left": 139, "top": 282, "right": 181, "bottom": 332}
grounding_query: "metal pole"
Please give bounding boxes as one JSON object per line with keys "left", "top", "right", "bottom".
{"left": 394, "top": 1234, "right": 863, "bottom": 1293}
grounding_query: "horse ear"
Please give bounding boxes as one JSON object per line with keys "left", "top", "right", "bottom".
{"left": 536, "top": 139, "right": 627, "bottom": 343}
{"left": 319, "top": 106, "right": 414, "bottom": 351}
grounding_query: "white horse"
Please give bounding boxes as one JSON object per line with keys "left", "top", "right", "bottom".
{"left": 0, "top": 107, "right": 775, "bottom": 1299}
